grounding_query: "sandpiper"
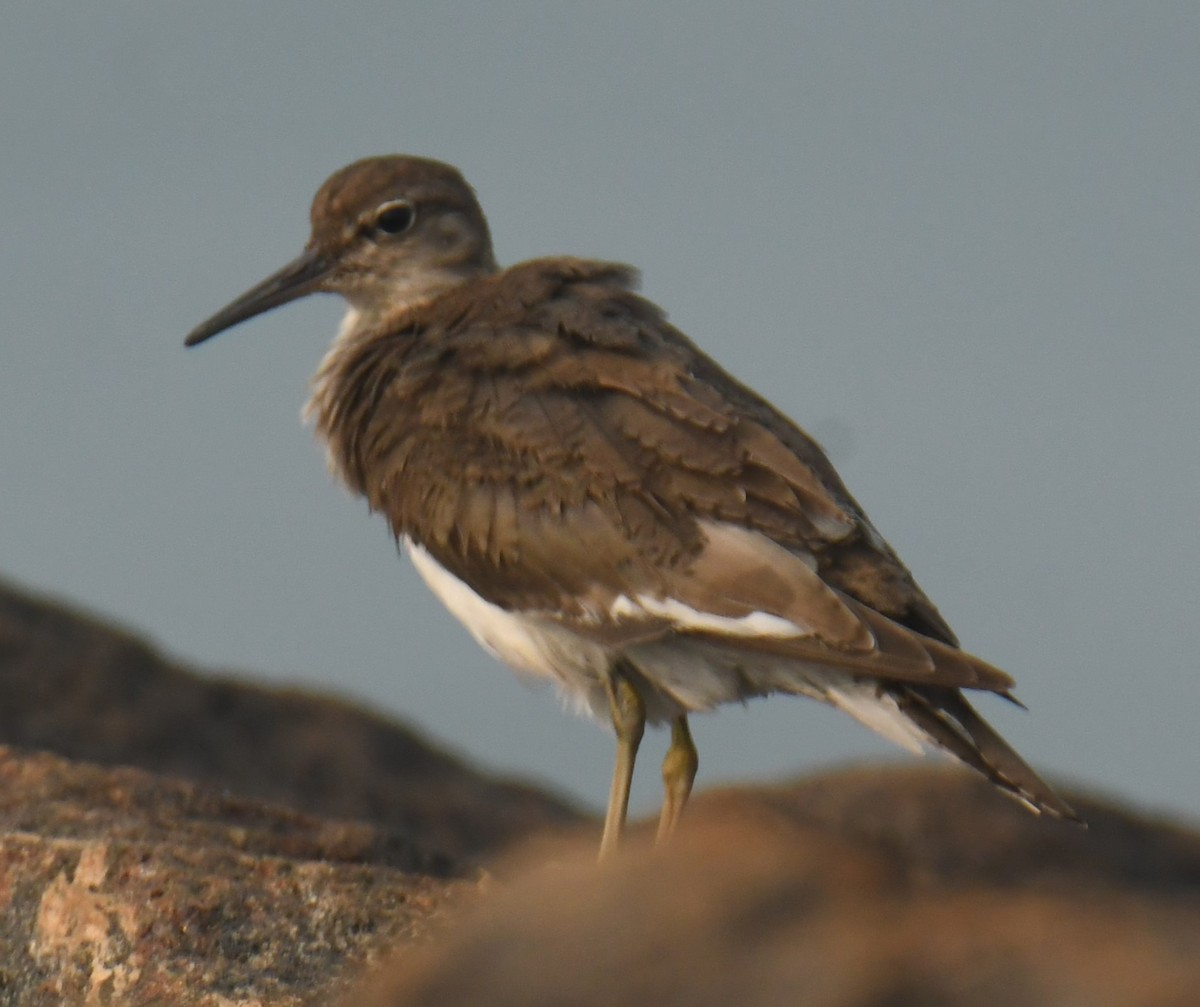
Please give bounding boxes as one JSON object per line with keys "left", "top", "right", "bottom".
{"left": 186, "top": 155, "right": 1077, "bottom": 856}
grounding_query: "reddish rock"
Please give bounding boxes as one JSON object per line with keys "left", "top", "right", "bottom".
{"left": 0, "top": 576, "right": 584, "bottom": 860}
{"left": 5, "top": 573, "right": 1200, "bottom": 1006}
{"left": 353, "top": 771, "right": 1200, "bottom": 1007}
{"left": 0, "top": 746, "right": 455, "bottom": 875}
{"left": 0, "top": 747, "right": 475, "bottom": 1007}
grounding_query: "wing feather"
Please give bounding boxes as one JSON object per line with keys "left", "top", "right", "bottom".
{"left": 340, "top": 259, "right": 967, "bottom": 658}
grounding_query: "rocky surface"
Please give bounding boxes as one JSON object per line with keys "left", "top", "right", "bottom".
{"left": 0, "top": 576, "right": 584, "bottom": 861}
{"left": 2, "top": 573, "right": 1199, "bottom": 1006}
{"left": 356, "top": 772, "right": 1200, "bottom": 1007}
{"left": 0, "top": 746, "right": 475, "bottom": 1006}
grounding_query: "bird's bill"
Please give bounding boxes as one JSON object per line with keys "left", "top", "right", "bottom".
{"left": 184, "top": 247, "right": 329, "bottom": 347}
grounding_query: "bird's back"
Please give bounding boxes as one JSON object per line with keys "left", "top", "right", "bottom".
{"left": 312, "top": 256, "right": 955, "bottom": 642}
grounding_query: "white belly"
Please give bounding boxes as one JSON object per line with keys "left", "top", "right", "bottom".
{"left": 403, "top": 538, "right": 932, "bottom": 752}
{"left": 405, "top": 540, "right": 616, "bottom": 720}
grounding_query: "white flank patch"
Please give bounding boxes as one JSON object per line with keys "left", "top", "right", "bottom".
{"left": 407, "top": 541, "right": 552, "bottom": 673}
{"left": 609, "top": 593, "right": 806, "bottom": 638}
{"left": 405, "top": 540, "right": 613, "bottom": 720}
{"left": 405, "top": 538, "right": 944, "bottom": 756}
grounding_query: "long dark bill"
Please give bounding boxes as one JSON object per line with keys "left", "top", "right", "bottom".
{"left": 184, "top": 247, "right": 330, "bottom": 347}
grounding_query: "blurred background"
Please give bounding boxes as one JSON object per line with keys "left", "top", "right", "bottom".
{"left": 1, "top": 3, "right": 1196, "bottom": 820}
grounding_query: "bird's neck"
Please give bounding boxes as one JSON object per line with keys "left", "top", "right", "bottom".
{"left": 304, "top": 265, "right": 491, "bottom": 491}
{"left": 347, "top": 262, "right": 491, "bottom": 331}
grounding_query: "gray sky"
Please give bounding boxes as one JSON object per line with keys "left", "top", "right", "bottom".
{"left": 2, "top": 3, "right": 1197, "bottom": 822}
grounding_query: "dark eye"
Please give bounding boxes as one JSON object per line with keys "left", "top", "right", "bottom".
{"left": 373, "top": 200, "right": 415, "bottom": 235}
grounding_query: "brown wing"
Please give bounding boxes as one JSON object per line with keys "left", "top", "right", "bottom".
{"left": 311, "top": 257, "right": 1075, "bottom": 814}
{"left": 328, "top": 259, "right": 968, "bottom": 673}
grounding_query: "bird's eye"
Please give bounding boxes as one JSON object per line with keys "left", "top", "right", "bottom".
{"left": 372, "top": 200, "right": 415, "bottom": 236}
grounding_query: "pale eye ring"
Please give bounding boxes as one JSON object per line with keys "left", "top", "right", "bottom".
{"left": 372, "top": 200, "right": 416, "bottom": 236}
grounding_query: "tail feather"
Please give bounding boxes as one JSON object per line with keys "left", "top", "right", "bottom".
{"left": 895, "top": 685, "right": 1082, "bottom": 823}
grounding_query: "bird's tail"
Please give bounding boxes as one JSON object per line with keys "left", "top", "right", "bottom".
{"left": 894, "top": 685, "right": 1082, "bottom": 823}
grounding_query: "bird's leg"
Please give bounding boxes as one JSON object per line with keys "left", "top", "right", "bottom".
{"left": 656, "top": 715, "right": 698, "bottom": 844}
{"left": 599, "top": 666, "right": 645, "bottom": 860}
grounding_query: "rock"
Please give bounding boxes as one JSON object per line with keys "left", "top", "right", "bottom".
{"left": 0, "top": 576, "right": 585, "bottom": 861}
{"left": 0, "top": 746, "right": 476, "bottom": 1007}
{"left": 6, "top": 573, "right": 1200, "bottom": 1006}
{"left": 0, "top": 745, "right": 454, "bottom": 875}
{"left": 0, "top": 573, "right": 579, "bottom": 1003}
{"left": 352, "top": 769, "right": 1200, "bottom": 1007}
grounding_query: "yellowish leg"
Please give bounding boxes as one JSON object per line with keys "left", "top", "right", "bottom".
{"left": 599, "top": 670, "right": 645, "bottom": 860}
{"left": 656, "top": 715, "right": 698, "bottom": 844}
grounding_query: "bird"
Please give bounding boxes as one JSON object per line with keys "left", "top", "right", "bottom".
{"left": 185, "top": 155, "right": 1077, "bottom": 856}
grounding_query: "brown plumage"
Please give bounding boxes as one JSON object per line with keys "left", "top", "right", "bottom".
{"left": 186, "top": 155, "right": 1078, "bottom": 855}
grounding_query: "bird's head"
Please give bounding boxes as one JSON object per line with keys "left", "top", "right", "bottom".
{"left": 185, "top": 155, "right": 497, "bottom": 347}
